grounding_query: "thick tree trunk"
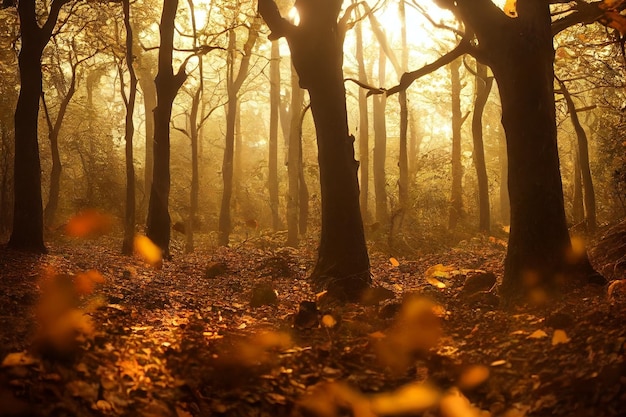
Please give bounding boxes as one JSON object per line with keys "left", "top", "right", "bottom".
{"left": 146, "top": 0, "right": 186, "bottom": 256}
{"left": 259, "top": 0, "right": 370, "bottom": 300}
{"left": 457, "top": 1, "right": 601, "bottom": 301}
{"left": 8, "top": 0, "right": 67, "bottom": 252}
{"left": 269, "top": 40, "right": 282, "bottom": 231}
{"left": 471, "top": 62, "right": 492, "bottom": 233}
{"left": 373, "top": 45, "right": 388, "bottom": 225}
{"left": 448, "top": 58, "right": 464, "bottom": 230}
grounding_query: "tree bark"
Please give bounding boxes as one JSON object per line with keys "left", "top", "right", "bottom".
{"left": 448, "top": 58, "right": 464, "bottom": 230}
{"left": 286, "top": 65, "right": 304, "bottom": 247}
{"left": 218, "top": 19, "right": 260, "bottom": 246}
{"left": 9, "top": 0, "right": 69, "bottom": 252}
{"left": 373, "top": 45, "right": 388, "bottom": 225}
{"left": 558, "top": 79, "right": 596, "bottom": 232}
{"left": 268, "top": 40, "right": 282, "bottom": 231}
{"left": 120, "top": 0, "right": 137, "bottom": 255}
{"left": 259, "top": 0, "right": 370, "bottom": 300}
{"left": 455, "top": 0, "right": 602, "bottom": 301}
{"left": 471, "top": 61, "right": 493, "bottom": 233}
{"left": 146, "top": 0, "right": 187, "bottom": 256}
{"left": 355, "top": 6, "right": 369, "bottom": 223}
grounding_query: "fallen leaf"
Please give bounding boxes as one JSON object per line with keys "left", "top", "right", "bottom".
{"left": 426, "top": 276, "right": 447, "bottom": 288}
{"left": 457, "top": 365, "right": 490, "bottom": 390}
{"left": 527, "top": 330, "right": 548, "bottom": 339}
{"left": 552, "top": 329, "right": 571, "bottom": 345}
{"left": 322, "top": 314, "right": 337, "bottom": 328}
{"left": 1, "top": 352, "right": 39, "bottom": 367}
{"left": 389, "top": 257, "right": 400, "bottom": 267}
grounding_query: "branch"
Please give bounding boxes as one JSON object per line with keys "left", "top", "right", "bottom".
{"left": 258, "top": 0, "right": 296, "bottom": 40}
{"left": 386, "top": 38, "right": 473, "bottom": 96}
{"left": 344, "top": 77, "right": 386, "bottom": 96}
{"left": 42, "top": 0, "right": 72, "bottom": 40}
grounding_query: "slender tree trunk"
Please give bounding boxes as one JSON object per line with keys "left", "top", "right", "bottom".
{"left": 218, "top": 20, "right": 260, "bottom": 246}
{"left": 448, "top": 58, "right": 464, "bottom": 230}
{"left": 408, "top": 110, "right": 421, "bottom": 179}
{"left": 471, "top": 61, "right": 493, "bottom": 233}
{"left": 286, "top": 65, "right": 304, "bottom": 247}
{"left": 187, "top": 87, "right": 200, "bottom": 253}
{"left": 355, "top": 4, "right": 369, "bottom": 223}
{"left": 9, "top": 0, "right": 68, "bottom": 252}
{"left": 138, "top": 71, "right": 156, "bottom": 215}
{"left": 558, "top": 79, "right": 596, "bottom": 232}
{"left": 269, "top": 40, "right": 282, "bottom": 231}
{"left": 297, "top": 108, "right": 309, "bottom": 236}
{"left": 146, "top": 0, "right": 187, "bottom": 256}
{"left": 121, "top": 0, "right": 138, "bottom": 255}
{"left": 497, "top": 125, "right": 510, "bottom": 224}
{"left": 572, "top": 152, "right": 584, "bottom": 224}
{"left": 373, "top": 45, "right": 388, "bottom": 225}
{"left": 397, "top": 0, "right": 409, "bottom": 212}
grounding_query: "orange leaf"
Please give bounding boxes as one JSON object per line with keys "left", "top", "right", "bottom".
{"left": 65, "top": 209, "right": 113, "bottom": 238}
{"left": 389, "top": 257, "right": 400, "bottom": 267}
{"left": 74, "top": 270, "right": 105, "bottom": 295}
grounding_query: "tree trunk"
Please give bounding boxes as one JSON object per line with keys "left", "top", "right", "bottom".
{"left": 456, "top": 0, "right": 602, "bottom": 301}
{"left": 121, "top": 0, "right": 137, "bottom": 255}
{"left": 9, "top": 0, "right": 68, "bottom": 252}
{"left": 286, "top": 65, "right": 304, "bottom": 247}
{"left": 268, "top": 40, "right": 282, "bottom": 231}
{"left": 146, "top": 0, "right": 187, "bottom": 256}
{"left": 186, "top": 86, "right": 200, "bottom": 253}
{"left": 471, "top": 61, "right": 492, "bottom": 233}
{"left": 397, "top": 0, "right": 409, "bottom": 212}
{"left": 558, "top": 79, "right": 596, "bottom": 232}
{"left": 138, "top": 70, "right": 156, "bottom": 215}
{"left": 497, "top": 125, "right": 510, "bottom": 225}
{"left": 259, "top": 0, "right": 370, "bottom": 300}
{"left": 373, "top": 45, "right": 388, "bottom": 225}
{"left": 448, "top": 58, "right": 464, "bottom": 230}
{"left": 218, "top": 20, "right": 260, "bottom": 246}
{"left": 572, "top": 152, "right": 584, "bottom": 224}
{"left": 355, "top": 9, "right": 369, "bottom": 223}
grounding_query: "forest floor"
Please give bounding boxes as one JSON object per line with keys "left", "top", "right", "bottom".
{"left": 0, "top": 221, "right": 625, "bottom": 417}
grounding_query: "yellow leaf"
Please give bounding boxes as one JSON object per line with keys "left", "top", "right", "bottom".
{"left": 426, "top": 276, "right": 447, "bottom": 288}
{"left": 371, "top": 382, "right": 440, "bottom": 415}
{"left": 133, "top": 235, "right": 162, "bottom": 268}
{"left": 315, "top": 290, "right": 327, "bottom": 301}
{"left": 552, "top": 329, "right": 571, "bottom": 345}
{"left": 504, "top": 0, "right": 517, "bottom": 17}
{"left": 425, "top": 264, "right": 456, "bottom": 280}
{"left": 527, "top": 329, "right": 548, "bottom": 339}
{"left": 1, "top": 351, "right": 39, "bottom": 367}
{"left": 368, "top": 331, "right": 387, "bottom": 340}
{"left": 321, "top": 314, "right": 337, "bottom": 328}
{"left": 457, "top": 365, "right": 490, "bottom": 390}
{"left": 389, "top": 257, "right": 400, "bottom": 267}
{"left": 490, "top": 359, "right": 507, "bottom": 367}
